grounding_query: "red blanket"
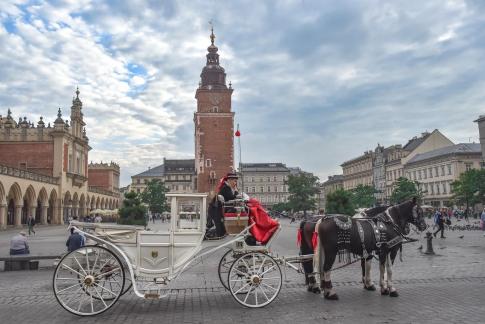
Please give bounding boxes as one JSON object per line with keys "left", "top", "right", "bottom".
{"left": 247, "top": 198, "right": 279, "bottom": 244}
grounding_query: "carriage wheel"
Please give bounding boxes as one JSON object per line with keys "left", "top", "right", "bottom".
{"left": 89, "top": 258, "right": 132, "bottom": 300}
{"left": 53, "top": 246, "right": 125, "bottom": 316}
{"left": 218, "top": 249, "right": 237, "bottom": 290}
{"left": 228, "top": 252, "right": 282, "bottom": 308}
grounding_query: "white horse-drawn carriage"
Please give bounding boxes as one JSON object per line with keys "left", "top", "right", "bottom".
{"left": 53, "top": 193, "right": 309, "bottom": 316}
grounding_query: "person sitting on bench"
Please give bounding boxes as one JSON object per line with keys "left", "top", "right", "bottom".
{"left": 9, "top": 231, "right": 30, "bottom": 255}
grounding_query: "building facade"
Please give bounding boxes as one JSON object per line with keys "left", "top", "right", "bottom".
{"left": 475, "top": 115, "right": 485, "bottom": 167}
{"left": 238, "top": 163, "right": 290, "bottom": 208}
{"left": 341, "top": 150, "right": 374, "bottom": 191}
{"left": 131, "top": 159, "right": 195, "bottom": 194}
{"left": 194, "top": 29, "right": 234, "bottom": 195}
{"left": 0, "top": 89, "right": 120, "bottom": 229}
{"left": 404, "top": 143, "right": 482, "bottom": 207}
{"left": 321, "top": 174, "right": 344, "bottom": 210}
{"left": 385, "top": 130, "right": 453, "bottom": 201}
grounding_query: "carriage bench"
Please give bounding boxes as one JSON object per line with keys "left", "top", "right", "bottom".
{"left": 0, "top": 255, "right": 61, "bottom": 271}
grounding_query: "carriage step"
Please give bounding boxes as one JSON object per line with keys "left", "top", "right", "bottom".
{"left": 144, "top": 293, "right": 160, "bottom": 299}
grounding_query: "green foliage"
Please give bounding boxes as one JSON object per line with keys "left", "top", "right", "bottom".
{"left": 118, "top": 191, "right": 147, "bottom": 226}
{"left": 271, "top": 202, "right": 290, "bottom": 212}
{"left": 451, "top": 169, "right": 485, "bottom": 208}
{"left": 326, "top": 188, "right": 355, "bottom": 215}
{"left": 140, "top": 179, "right": 169, "bottom": 214}
{"left": 390, "top": 177, "right": 423, "bottom": 204}
{"left": 286, "top": 173, "right": 319, "bottom": 213}
{"left": 351, "top": 184, "right": 377, "bottom": 208}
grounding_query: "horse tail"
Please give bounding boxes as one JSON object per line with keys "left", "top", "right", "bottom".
{"left": 313, "top": 218, "right": 323, "bottom": 284}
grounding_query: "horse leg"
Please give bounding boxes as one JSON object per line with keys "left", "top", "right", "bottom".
{"left": 379, "top": 252, "right": 389, "bottom": 295}
{"left": 362, "top": 256, "right": 375, "bottom": 291}
{"left": 322, "top": 250, "right": 338, "bottom": 300}
{"left": 301, "top": 227, "right": 320, "bottom": 294}
{"left": 387, "top": 248, "right": 399, "bottom": 297}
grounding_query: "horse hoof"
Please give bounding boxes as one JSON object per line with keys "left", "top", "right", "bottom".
{"left": 324, "top": 292, "right": 339, "bottom": 300}
{"left": 389, "top": 290, "right": 399, "bottom": 297}
{"left": 312, "top": 287, "right": 321, "bottom": 294}
{"left": 364, "top": 284, "right": 376, "bottom": 291}
{"left": 381, "top": 288, "right": 389, "bottom": 295}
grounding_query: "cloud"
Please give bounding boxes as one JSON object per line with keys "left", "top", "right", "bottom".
{"left": 0, "top": 0, "right": 484, "bottom": 186}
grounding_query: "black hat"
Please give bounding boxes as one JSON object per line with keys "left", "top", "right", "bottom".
{"left": 227, "top": 172, "right": 238, "bottom": 179}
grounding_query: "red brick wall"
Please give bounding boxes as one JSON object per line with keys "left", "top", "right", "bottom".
{"left": 195, "top": 90, "right": 234, "bottom": 194}
{"left": 88, "top": 169, "right": 112, "bottom": 190}
{"left": 0, "top": 142, "right": 54, "bottom": 176}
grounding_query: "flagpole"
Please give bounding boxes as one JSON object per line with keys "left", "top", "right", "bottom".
{"left": 236, "top": 124, "right": 243, "bottom": 193}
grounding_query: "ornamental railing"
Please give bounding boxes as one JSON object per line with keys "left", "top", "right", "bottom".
{"left": 0, "top": 163, "right": 60, "bottom": 185}
{"left": 88, "top": 186, "right": 120, "bottom": 197}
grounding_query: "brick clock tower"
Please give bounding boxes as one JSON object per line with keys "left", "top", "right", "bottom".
{"left": 194, "top": 28, "right": 234, "bottom": 195}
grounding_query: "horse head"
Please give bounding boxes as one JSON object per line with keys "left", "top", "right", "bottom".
{"left": 389, "top": 197, "right": 427, "bottom": 233}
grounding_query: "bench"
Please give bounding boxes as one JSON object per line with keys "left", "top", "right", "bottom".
{"left": 0, "top": 255, "right": 61, "bottom": 271}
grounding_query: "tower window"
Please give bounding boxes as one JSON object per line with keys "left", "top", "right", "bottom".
{"left": 211, "top": 106, "right": 218, "bottom": 113}
{"left": 206, "top": 159, "right": 212, "bottom": 167}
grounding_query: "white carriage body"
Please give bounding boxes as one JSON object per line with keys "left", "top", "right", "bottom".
{"left": 73, "top": 193, "right": 210, "bottom": 279}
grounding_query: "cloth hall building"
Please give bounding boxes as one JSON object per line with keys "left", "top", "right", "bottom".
{"left": 0, "top": 89, "right": 120, "bottom": 229}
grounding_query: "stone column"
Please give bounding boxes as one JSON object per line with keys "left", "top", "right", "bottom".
{"left": 14, "top": 205, "right": 22, "bottom": 227}
{"left": 41, "top": 205, "right": 48, "bottom": 225}
{"left": 0, "top": 204, "right": 6, "bottom": 230}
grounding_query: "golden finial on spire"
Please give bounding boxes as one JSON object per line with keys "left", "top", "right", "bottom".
{"left": 209, "top": 20, "right": 215, "bottom": 45}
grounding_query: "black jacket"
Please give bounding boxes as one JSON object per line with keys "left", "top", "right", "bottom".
{"left": 219, "top": 182, "right": 238, "bottom": 202}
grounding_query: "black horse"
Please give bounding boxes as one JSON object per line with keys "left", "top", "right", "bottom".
{"left": 300, "top": 205, "right": 389, "bottom": 293}
{"left": 299, "top": 199, "right": 427, "bottom": 300}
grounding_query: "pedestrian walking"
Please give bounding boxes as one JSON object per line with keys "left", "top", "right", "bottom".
{"left": 433, "top": 209, "right": 445, "bottom": 239}
{"left": 94, "top": 214, "right": 102, "bottom": 223}
{"left": 27, "top": 215, "right": 36, "bottom": 235}
{"left": 9, "top": 231, "right": 30, "bottom": 255}
{"left": 66, "top": 228, "right": 84, "bottom": 252}
{"left": 480, "top": 208, "right": 485, "bottom": 234}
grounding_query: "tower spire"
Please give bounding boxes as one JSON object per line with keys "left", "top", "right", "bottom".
{"left": 209, "top": 21, "right": 215, "bottom": 45}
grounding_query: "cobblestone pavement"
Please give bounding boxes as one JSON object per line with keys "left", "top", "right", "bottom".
{"left": 0, "top": 219, "right": 484, "bottom": 323}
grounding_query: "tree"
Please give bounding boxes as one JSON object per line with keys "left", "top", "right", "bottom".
{"left": 451, "top": 169, "right": 485, "bottom": 214}
{"left": 118, "top": 191, "right": 147, "bottom": 226}
{"left": 390, "top": 177, "right": 423, "bottom": 204}
{"left": 351, "top": 184, "right": 377, "bottom": 208}
{"left": 140, "top": 179, "right": 169, "bottom": 214}
{"left": 325, "top": 188, "right": 355, "bottom": 215}
{"left": 272, "top": 202, "right": 290, "bottom": 212}
{"left": 286, "top": 173, "right": 319, "bottom": 215}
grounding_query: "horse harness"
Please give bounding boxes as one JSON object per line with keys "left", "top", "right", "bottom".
{"left": 328, "top": 210, "right": 410, "bottom": 260}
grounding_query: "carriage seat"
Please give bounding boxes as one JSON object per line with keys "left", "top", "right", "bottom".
{"left": 94, "top": 228, "right": 137, "bottom": 244}
{"left": 222, "top": 199, "right": 249, "bottom": 234}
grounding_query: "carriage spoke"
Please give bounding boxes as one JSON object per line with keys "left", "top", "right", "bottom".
{"left": 95, "top": 267, "right": 121, "bottom": 279}
{"left": 61, "top": 263, "right": 84, "bottom": 278}
{"left": 89, "top": 291, "right": 94, "bottom": 313}
{"left": 72, "top": 255, "right": 87, "bottom": 275}
{"left": 261, "top": 282, "right": 278, "bottom": 291}
{"left": 258, "top": 285, "right": 270, "bottom": 301}
{"left": 257, "top": 256, "right": 267, "bottom": 273}
{"left": 91, "top": 249, "right": 100, "bottom": 274}
{"left": 93, "top": 286, "right": 108, "bottom": 308}
{"left": 77, "top": 290, "right": 86, "bottom": 312}
{"left": 93, "top": 282, "right": 118, "bottom": 297}
{"left": 260, "top": 265, "right": 276, "bottom": 276}
{"left": 234, "top": 282, "right": 251, "bottom": 294}
{"left": 243, "top": 285, "right": 254, "bottom": 303}
{"left": 229, "top": 278, "right": 247, "bottom": 283}
{"left": 57, "top": 283, "right": 81, "bottom": 294}
{"left": 85, "top": 248, "right": 90, "bottom": 273}
{"left": 233, "top": 268, "right": 251, "bottom": 278}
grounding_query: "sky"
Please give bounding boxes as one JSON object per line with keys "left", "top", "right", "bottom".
{"left": 1, "top": 0, "right": 484, "bottom": 186}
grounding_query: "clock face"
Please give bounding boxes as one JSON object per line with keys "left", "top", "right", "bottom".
{"left": 209, "top": 93, "right": 222, "bottom": 106}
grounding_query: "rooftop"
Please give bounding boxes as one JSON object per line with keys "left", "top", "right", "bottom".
{"left": 407, "top": 143, "right": 481, "bottom": 164}
{"left": 132, "top": 164, "right": 165, "bottom": 178}
{"left": 240, "top": 163, "right": 289, "bottom": 172}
